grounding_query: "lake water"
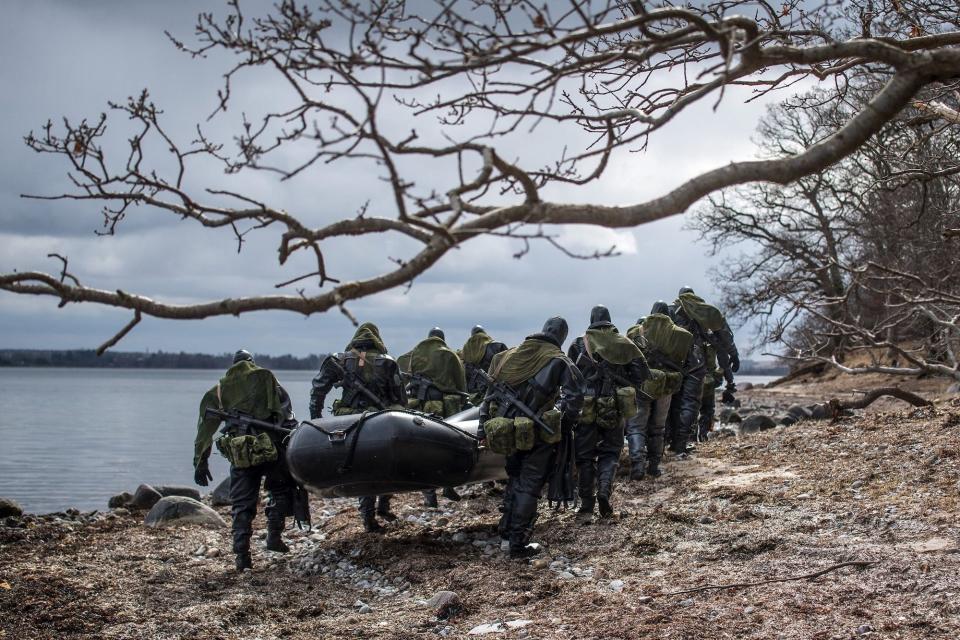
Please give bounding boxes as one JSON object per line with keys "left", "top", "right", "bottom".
{"left": 0, "top": 368, "right": 317, "bottom": 513}
{"left": 0, "top": 368, "right": 780, "bottom": 513}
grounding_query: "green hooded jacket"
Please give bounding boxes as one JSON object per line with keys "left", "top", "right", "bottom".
{"left": 677, "top": 292, "right": 725, "bottom": 332}
{"left": 461, "top": 330, "right": 494, "bottom": 365}
{"left": 408, "top": 336, "right": 466, "bottom": 393}
{"left": 583, "top": 327, "right": 645, "bottom": 365}
{"left": 346, "top": 322, "right": 387, "bottom": 354}
{"left": 490, "top": 338, "right": 567, "bottom": 387}
{"left": 193, "top": 360, "right": 286, "bottom": 467}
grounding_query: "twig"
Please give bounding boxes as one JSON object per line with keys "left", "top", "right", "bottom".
{"left": 96, "top": 310, "right": 142, "bottom": 355}
{"left": 660, "top": 561, "right": 877, "bottom": 597}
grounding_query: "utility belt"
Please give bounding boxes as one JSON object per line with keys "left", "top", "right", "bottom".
{"left": 482, "top": 400, "right": 562, "bottom": 456}
{"left": 580, "top": 386, "right": 637, "bottom": 429}
{"left": 215, "top": 421, "right": 279, "bottom": 469}
{"left": 407, "top": 393, "right": 462, "bottom": 418}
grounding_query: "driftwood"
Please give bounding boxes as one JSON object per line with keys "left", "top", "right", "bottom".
{"left": 837, "top": 387, "right": 932, "bottom": 411}
{"left": 660, "top": 561, "right": 877, "bottom": 597}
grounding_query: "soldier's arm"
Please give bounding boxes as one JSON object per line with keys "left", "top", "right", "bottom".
{"left": 386, "top": 358, "right": 408, "bottom": 406}
{"left": 193, "top": 386, "right": 222, "bottom": 468}
{"left": 452, "top": 353, "right": 467, "bottom": 392}
{"left": 558, "top": 359, "right": 586, "bottom": 420}
{"left": 309, "top": 357, "right": 340, "bottom": 419}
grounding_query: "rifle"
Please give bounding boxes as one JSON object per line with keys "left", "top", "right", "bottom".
{"left": 476, "top": 369, "right": 555, "bottom": 437}
{"left": 324, "top": 355, "right": 387, "bottom": 410}
{"left": 204, "top": 407, "right": 293, "bottom": 437}
{"left": 292, "top": 485, "right": 312, "bottom": 531}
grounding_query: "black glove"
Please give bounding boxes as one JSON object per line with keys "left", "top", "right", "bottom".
{"left": 194, "top": 458, "right": 213, "bottom": 487}
{"left": 730, "top": 354, "right": 740, "bottom": 373}
{"left": 721, "top": 383, "right": 737, "bottom": 406}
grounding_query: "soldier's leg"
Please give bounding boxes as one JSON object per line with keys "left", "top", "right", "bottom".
{"left": 626, "top": 400, "right": 654, "bottom": 480}
{"left": 229, "top": 465, "right": 262, "bottom": 570}
{"left": 263, "top": 458, "right": 295, "bottom": 553}
{"left": 698, "top": 382, "right": 716, "bottom": 442}
{"left": 508, "top": 442, "right": 557, "bottom": 557}
{"left": 422, "top": 489, "right": 439, "bottom": 508}
{"left": 376, "top": 495, "right": 397, "bottom": 521}
{"left": 595, "top": 421, "right": 625, "bottom": 517}
{"left": 671, "top": 372, "right": 704, "bottom": 453}
{"left": 498, "top": 455, "right": 522, "bottom": 540}
{"left": 574, "top": 422, "right": 599, "bottom": 514}
{"left": 647, "top": 396, "right": 671, "bottom": 477}
{"left": 358, "top": 496, "right": 382, "bottom": 532}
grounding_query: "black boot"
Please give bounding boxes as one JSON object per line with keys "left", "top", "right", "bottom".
{"left": 647, "top": 459, "right": 662, "bottom": 478}
{"left": 376, "top": 507, "right": 398, "bottom": 522}
{"left": 509, "top": 544, "right": 542, "bottom": 559}
{"left": 235, "top": 552, "right": 252, "bottom": 572}
{"left": 630, "top": 463, "right": 646, "bottom": 481}
{"left": 423, "top": 490, "right": 439, "bottom": 508}
{"left": 266, "top": 529, "right": 289, "bottom": 553}
{"left": 597, "top": 495, "right": 613, "bottom": 518}
{"left": 442, "top": 487, "right": 462, "bottom": 502}
{"left": 362, "top": 514, "right": 383, "bottom": 533}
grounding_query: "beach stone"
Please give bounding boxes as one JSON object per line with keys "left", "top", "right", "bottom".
{"left": 947, "top": 383, "right": 959, "bottom": 395}
{"left": 153, "top": 485, "right": 202, "bottom": 501}
{"left": 740, "top": 382, "right": 754, "bottom": 391}
{"left": 740, "top": 415, "right": 777, "bottom": 434}
{"left": 608, "top": 579, "right": 625, "bottom": 593}
{"left": 719, "top": 408, "right": 742, "bottom": 423}
{"left": 468, "top": 622, "right": 506, "bottom": 635}
{"left": 108, "top": 492, "right": 133, "bottom": 509}
{"left": 144, "top": 496, "right": 227, "bottom": 529}
{"left": 130, "top": 484, "right": 163, "bottom": 510}
{"left": 809, "top": 403, "right": 832, "bottom": 420}
{"left": 0, "top": 498, "right": 23, "bottom": 519}
{"left": 779, "top": 414, "right": 798, "bottom": 426}
{"left": 425, "top": 590, "right": 461, "bottom": 617}
{"left": 787, "top": 404, "right": 813, "bottom": 420}
{"left": 209, "top": 477, "right": 232, "bottom": 507}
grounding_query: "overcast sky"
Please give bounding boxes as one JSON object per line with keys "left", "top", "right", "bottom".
{"left": 0, "top": 1, "right": 795, "bottom": 359}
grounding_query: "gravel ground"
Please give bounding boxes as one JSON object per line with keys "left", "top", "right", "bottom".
{"left": 2, "top": 384, "right": 959, "bottom": 639}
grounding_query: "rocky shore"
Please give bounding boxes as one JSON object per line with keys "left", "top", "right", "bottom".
{"left": 2, "top": 379, "right": 959, "bottom": 639}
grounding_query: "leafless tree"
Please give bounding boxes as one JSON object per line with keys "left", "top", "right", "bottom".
{"left": 3, "top": 0, "right": 960, "bottom": 350}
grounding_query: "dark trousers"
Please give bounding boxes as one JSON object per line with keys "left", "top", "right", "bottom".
{"left": 698, "top": 381, "right": 717, "bottom": 441}
{"left": 229, "top": 457, "right": 295, "bottom": 555}
{"left": 358, "top": 495, "right": 392, "bottom": 517}
{"left": 666, "top": 369, "right": 705, "bottom": 451}
{"left": 574, "top": 419, "right": 625, "bottom": 507}
{"left": 626, "top": 395, "right": 671, "bottom": 469}
{"left": 499, "top": 442, "right": 557, "bottom": 551}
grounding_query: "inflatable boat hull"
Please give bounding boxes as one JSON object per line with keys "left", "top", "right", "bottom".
{"left": 286, "top": 408, "right": 506, "bottom": 498}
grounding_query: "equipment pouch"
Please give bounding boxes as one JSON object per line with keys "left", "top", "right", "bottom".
{"left": 539, "top": 409, "right": 563, "bottom": 444}
{"left": 216, "top": 432, "right": 278, "bottom": 469}
{"left": 407, "top": 398, "right": 421, "bottom": 410}
{"left": 580, "top": 395, "right": 597, "bottom": 425}
{"left": 334, "top": 406, "right": 359, "bottom": 416}
{"left": 423, "top": 399, "right": 444, "bottom": 416}
{"left": 484, "top": 417, "right": 516, "bottom": 456}
{"left": 442, "top": 394, "right": 462, "bottom": 418}
{"left": 514, "top": 416, "right": 535, "bottom": 451}
{"left": 616, "top": 386, "right": 638, "bottom": 420}
{"left": 596, "top": 395, "right": 621, "bottom": 430}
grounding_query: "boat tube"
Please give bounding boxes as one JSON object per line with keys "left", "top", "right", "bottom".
{"left": 286, "top": 407, "right": 506, "bottom": 498}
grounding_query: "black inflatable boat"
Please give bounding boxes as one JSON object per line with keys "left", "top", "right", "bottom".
{"left": 286, "top": 407, "right": 507, "bottom": 497}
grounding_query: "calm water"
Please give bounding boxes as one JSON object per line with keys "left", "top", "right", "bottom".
{"left": 0, "top": 368, "right": 780, "bottom": 513}
{"left": 0, "top": 368, "right": 316, "bottom": 513}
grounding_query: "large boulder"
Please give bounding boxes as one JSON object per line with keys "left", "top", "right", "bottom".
{"left": 0, "top": 497, "right": 23, "bottom": 519}
{"left": 153, "top": 485, "right": 202, "bottom": 501}
{"left": 208, "top": 477, "right": 232, "bottom": 507}
{"left": 719, "top": 408, "right": 742, "bottom": 423}
{"left": 739, "top": 414, "right": 777, "bottom": 434}
{"left": 144, "top": 496, "right": 227, "bottom": 529}
{"left": 130, "top": 484, "right": 163, "bottom": 510}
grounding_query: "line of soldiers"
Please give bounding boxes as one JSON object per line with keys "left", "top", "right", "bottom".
{"left": 192, "top": 287, "right": 738, "bottom": 569}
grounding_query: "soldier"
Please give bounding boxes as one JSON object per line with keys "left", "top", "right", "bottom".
{"left": 567, "top": 305, "right": 649, "bottom": 521}
{"left": 667, "top": 288, "right": 739, "bottom": 452}
{"left": 193, "top": 350, "right": 298, "bottom": 572}
{"left": 403, "top": 327, "right": 469, "bottom": 507}
{"left": 460, "top": 325, "right": 508, "bottom": 399}
{"left": 309, "top": 322, "right": 407, "bottom": 532}
{"left": 480, "top": 317, "right": 585, "bottom": 558}
{"left": 625, "top": 302, "right": 691, "bottom": 479}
